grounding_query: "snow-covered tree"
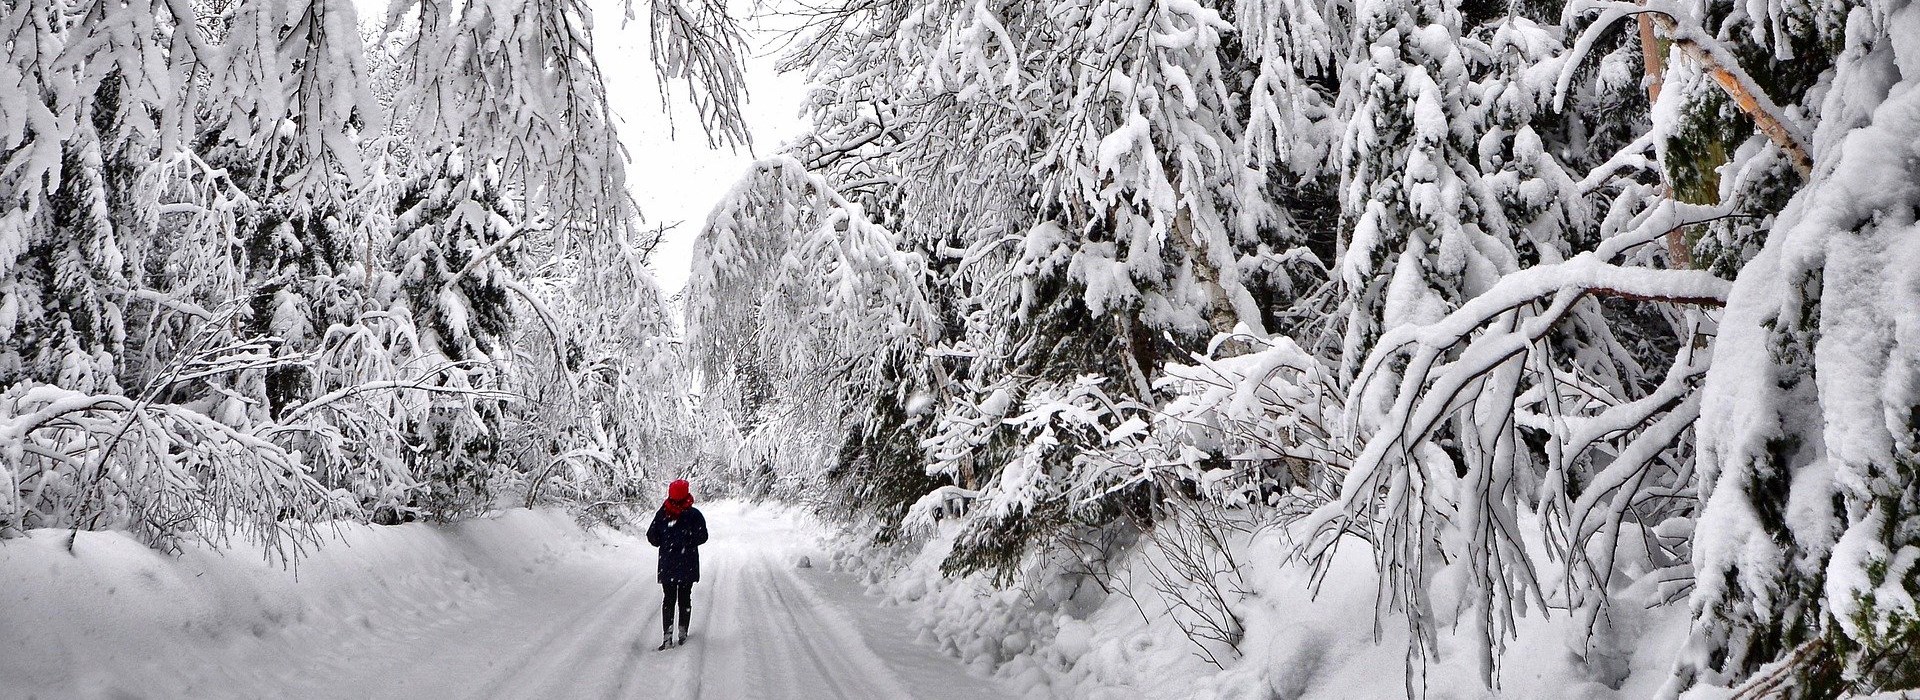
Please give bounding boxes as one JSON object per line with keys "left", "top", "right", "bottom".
{"left": 2, "top": 0, "right": 733, "bottom": 546}
{"left": 1666, "top": 0, "right": 1920, "bottom": 691}
{"left": 685, "top": 156, "right": 937, "bottom": 507}
{"left": 696, "top": 0, "right": 1915, "bottom": 692}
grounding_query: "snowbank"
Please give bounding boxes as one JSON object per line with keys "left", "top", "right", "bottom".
{"left": 0, "top": 509, "right": 607, "bottom": 698}
{"left": 840, "top": 517, "right": 1697, "bottom": 699}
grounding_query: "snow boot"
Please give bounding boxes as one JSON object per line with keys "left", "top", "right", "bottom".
{"left": 675, "top": 626, "right": 688, "bottom": 647}
{"left": 657, "top": 630, "right": 676, "bottom": 651}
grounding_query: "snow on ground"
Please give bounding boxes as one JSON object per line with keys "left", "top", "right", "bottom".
{"left": 0, "top": 502, "right": 1009, "bottom": 700}
{"left": 844, "top": 515, "right": 1697, "bottom": 699}
{"left": 0, "top": 497, "right": 1712, "bottom": 699}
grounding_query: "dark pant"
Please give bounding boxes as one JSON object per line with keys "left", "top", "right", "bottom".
{"left": 662, "top": 582, "right": 692, "bottom": 634}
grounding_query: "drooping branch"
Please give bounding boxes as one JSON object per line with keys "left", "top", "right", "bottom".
{"left": 278, "top": 365, "right": 517, "bottom": 425}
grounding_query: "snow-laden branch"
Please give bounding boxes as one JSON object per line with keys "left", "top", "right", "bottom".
{"left": 1332, "top": 255, "right": 1724, "bottom": 504}
{"left": 279, "top": 366, "right": 517, "bottom": 425}
{"left": 1374, "top": 252, "right": 1728, "bottom": 353}
{"left": 651, "top": 0, "right": 753, "bottom": 149}
{"left": 1, "top": 384, "right": 349, "bottom": 555}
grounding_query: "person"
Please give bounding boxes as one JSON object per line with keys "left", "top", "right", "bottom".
{"left": 646, "top": 479, "right": 708, "bottom": 650}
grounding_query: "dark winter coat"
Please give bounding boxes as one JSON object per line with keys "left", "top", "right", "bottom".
{"left": 646, "top": 506, "right": 708, "bottom": 584}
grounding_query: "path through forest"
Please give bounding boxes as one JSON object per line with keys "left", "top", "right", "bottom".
{"left": 324, "top": 503, "right": 1006, "bottom": 699}
{"left": 0, "top": 503, "right": 1010, "bottom": 700}
{"left": 310, "top": 502, "right": 1007, "bottom": 699}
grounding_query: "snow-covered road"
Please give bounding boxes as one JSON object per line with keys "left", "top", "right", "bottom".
{"left": 1, "top": 502, "right": 1011, "bottom": 700}
{"left": 331, "top": 503, "right": 1005, "bottom": 700}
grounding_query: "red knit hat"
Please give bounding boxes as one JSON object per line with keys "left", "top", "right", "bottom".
{"left": 664, "top": 479, "right": 693, "bottom": 518}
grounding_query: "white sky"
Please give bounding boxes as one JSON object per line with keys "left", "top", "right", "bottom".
{"left": 592, "top": 3, "right": 812, "bottom": 295}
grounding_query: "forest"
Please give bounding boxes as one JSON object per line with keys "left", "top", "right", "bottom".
{"left": 3, "top": 0, "right": 1917, "bottom": 696}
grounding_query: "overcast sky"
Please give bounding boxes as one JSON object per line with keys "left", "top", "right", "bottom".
{"left": 593, "top": 3, "right": 811, "bottom": 296}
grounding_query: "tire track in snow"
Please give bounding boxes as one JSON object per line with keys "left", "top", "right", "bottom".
{"left": 738, "top": 554, "right": 868, "bottom": 699}
{"left": 471, "top": 569, "right": 650, "bottom": 699}
{"left": 324, "top": 504, "right": 1005, "bottom": 699}
{"left": 760, "top": 556, "right": 915, "bottom": 699}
